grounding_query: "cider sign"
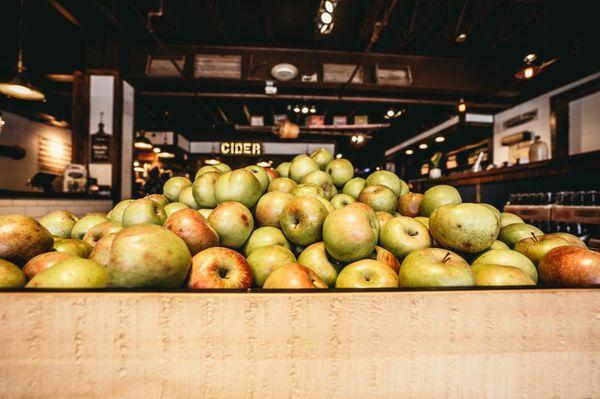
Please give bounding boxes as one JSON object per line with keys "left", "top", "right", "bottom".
{"left": 220, "top": 142, "right": 262, "bottom": 156}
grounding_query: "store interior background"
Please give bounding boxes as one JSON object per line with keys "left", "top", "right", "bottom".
{"left": 0, "top": 0, "right": 598, "bottom": 214}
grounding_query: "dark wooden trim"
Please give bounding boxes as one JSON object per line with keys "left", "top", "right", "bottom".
{"left": 71, "top": 71, "right": 89, "bottom": 165}
{"left": 410, "top": 150, "right": 600, "bottom": 191}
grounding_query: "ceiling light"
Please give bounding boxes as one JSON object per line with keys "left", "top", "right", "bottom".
{"left": 309, "top": 105, "right": 317, "bottom": 114}
{"left": 153, "top": 147, "right": 161, "bottom": 153}
{"left": 324, "top": 0, "right": 335, "bottom": 13}
{"left": 271, "top": 63, "right": 298, "bottom": 81}
{"left": 293, "top": 105, "right": 301, "bottom": 113}
{"left": 256, "top": 161, "right": 271, "bottom": 167}
{"left": 0, "top": 0, "right": 45, "bottom": 101}
{"left": 455, "top": 33, "right": 467, "bottom": 43}
{"left": 515, "top": 64, "right": 541, "bottom": 80}
{"left": 157, "top": 150, "right": 175, "bottom": 159}
{"left": 435, "top": 136, "right": 445, "bottom": 143}
{"left": 134, "top": 166, "right": 145, "bottom": 173}
{"left": 133, "top": 161, "right": 140, "bottom": 167}
{"left": 386, "top": 109, "right": 395, "bottom": 118}
{"left": 524, "top": 53, "right": 537, "bottom": 63}
{"left": 457, "top": 98, "right": 467, "bottom": 113}
{"left": 0, "top": 111, "right": 5, "bottom": 133}
{"left": 418, "top": 143, "right": 428, "bottom": 149}
{"left": 205, "top": 158, "right": 220, "bottom": 165}
{"left": 320, "top": 12, "right": 333, "bottom": 24}
{"left": 524, "top": 66, "right": 534, "bottom": 79}
{"left": 336, "top": 153, "right": 342, "bottom": 159}
{"left": 301, "top": 106, "right": 309, "bottom": 114}
{"left": 134, "top": 131, "right": 153, "bottom": 150}
{"left": 356, "top": 135, "right": 364, "bottom": 143}
{"left": 351, "top": 135, "right": 357, "bottom": 142}
{"left": 405, "top": 149, "right": 414, "bottom": 155}
{"left": 395, "top": 110, "right": 404, "bottom": 117}
{"left": 375, "top": 166, "right": 381, "bottom": 171}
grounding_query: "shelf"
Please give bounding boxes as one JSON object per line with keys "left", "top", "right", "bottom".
{"left": 504, "top": 204, "right": 600, "bottom": 224}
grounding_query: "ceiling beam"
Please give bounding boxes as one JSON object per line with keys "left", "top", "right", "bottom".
{"left": 46, "top": 0, "right": 83, "bottom": 29}
{"left": 398, "top": 0, "right": 444, "bottom": 48}
{"left": 91, "top": 0, "right": 121, "bottom": 28}
{"left": 263, "top": 0, "right": 273, "bottom": 40}
{"left": 206, "top": 0, "right": 225, "bottom": 37}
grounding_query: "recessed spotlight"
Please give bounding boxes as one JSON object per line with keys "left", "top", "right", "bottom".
{"left": 301, "top": 106, "right": 309, "bottom": 114}
{"left": 356, "top": 135, "right": 364, "bottom": 143}
{"left": 293, "top": 105, "right": 301, "bottom": 113}
{"left": 320, "top": 12, "right": 333, "bottom": 24}
{"left": 418, "top": 143, "right": 428, "bottom": 149}
{"left": 309, "top": 105, "right": 317, "bottom": 113}
{"left": 386, "top": 109, "right": 395, "bottom": 118}
{"left": 405, "top": 149, "right": 414, "bottom": 155}
{"left": 455, "top": 33, "right": 467, "bottom": 43}
{"left": 435, "top": 136, "right": 445, "bottom": 143}
{"left": 524, "top": 53, "right": 537, "bottom": 63}
{"left": 351, "top": 135, "right": 357, "bottom": 142}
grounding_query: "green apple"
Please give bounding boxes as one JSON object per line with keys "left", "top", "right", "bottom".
{"left": 326, "top": 158, "right": 354, "bottom": 187}
{"left": 122, "top": 198, "right": 166, "bottom": 227}
{"left": 397, "top": 193, "right": 423, "bottom": 217}
{"left": 268, "top": 177, "right": 297, "bottom": 193}
{"left": 109, "top": 200, "right": 135, "bottom": 224}
{"left": 291, "top": 183, "right": 325, "bottom": 198}
{"left": 23, "top": 251, "right": 73, "bottom": 279}
{"left": 367, "top": 245, "right": 401, "bottom": 274}
{"left": 331, "top": 193, "right": 355, "bottom": 209}
{"left": 245, "top": 165, "right": 270, "bottom": 193}
{"left": 429, "top": 203, "right": 499, "bottom": 253}
{"left": 164, "top": 202, "right": 189, "bottom": 217}
{"left": 342, "top": 177, "right": 366, "bottom": 199}
{"left": 553, "top": 232, "right": 587, "bottom": 248}
{"left": 419, "top": 184, "right": 462, "bottom": 217}
{"left": 399, "top": 248, "right": 475, "bottom": 287}
{"left": 499, "top": 212, "right": 524, "bottom": 229}
{"left": 195, "top": 165, "right": 221, "bottom": 179}
{"left": 276, "top": 162, "right": 291, "bottom": 178}
{"left": 376, "top": 211, "right": 394, "bottom": 228}
{"left": 54, "top": 238, "right": 92, "bottom": 258}
{"left": 297, "top": 242, "right": 344, "bottom": 287}
{"left": 335, "top": 259, "right": 398, "bottom": 288}
{"left": 301, "top": 170, "right": 336, "bottom": 199}
{"left": 280, "top": 196, "right": 329, "bottom": 246}
{"left": 247, "top": 245, "right": 297, "bottom": 287}
{"left": 40, "top": 210, "right": 79, "bottom": 238}
{"left": 472, "top": 249, "right": 538, "bottom": 282}
{"left": 89, "top": 233, "right": 116, "bottom": 267}
{"left": 315, "top": 196, "right": 334, "bottom": 214}
{"left": 481, "top": 203, "right": 501, "bottom": 223}
{"left": 489, "top": 240, "right": 509, "bottom": 250}
{"left": 366, "top": 170, "right": 407, "bottom": 197}
{"left": 322, "top": 204, "right": 379, "bottom": 262}
{"left": 106, "top": 224, "right": 191, "bottom": 288}
{"left": 198, "top": 208, "right": 213, "bottom": 219}
{"left": 255, "top": 191, "right": 294, "bottom": 229}
{"left": 164, "top": 208, "right": 219, "bottom": 256}
{"left": 163, "top": 176, "right": 192, "bottom": 202}
{"left": 146, "top": 194, "right": 169, "bottom": 208}
{"left": 380, "top": 216, "right": 432, "bottom": 260}
{"left": 178, "top": 186, "right": 200, "bottom": 210}
{"left": 214, "top": 169, "right": 263, "bottom": 208}
{"left": 243, "top": 226, "right": 291, "bottom": 256}
{"left": 414, "top": 216, "right": 429, "bottom": 229}
{"left": 207, "top": 202, "right": 254, "bottom": 249}
{"left": 83, "top": 221, "right": 122, "bottom": 248}
{"left": 358, "top": 184, "right": 398, "bottom": 213}
{"left": 472, "top": 263, "right": 536, "bottom": 286}
{"left": 310, "top": 147, "right": 334, "bottom": 170}
{"left": 192, "top": 171, "right": 219, "bottom": 208}
{"left": 213, "top": 163, "right": 231, "bottom": 173}
{"left": 514, "top": 233, "right": 572, "bottom": 266}
{"left": 498, "top": 223, "right": 544, "bottom": 248}
{"left": 263, "top": 263, "right": 327, "bottom": 289}
{"left": 0, "top": 259, "right": 26, "bottom": 288}
{"left": 71, "top": 214, "right": 109, "bottom": 240}
{"left": 26, "top": 258, "right": 106, "bottom": 289}
{"left": 289, "top": 155, "right": 320, "bottom": 183}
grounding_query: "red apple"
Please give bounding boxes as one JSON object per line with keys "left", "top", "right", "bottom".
{"left": 263, "top": 263, "right": 327, "bottom": 289}
{"left": 539, "top": 246, "right": 600, "bottom": 287}
{"left": 265, "top": 167, "right": 279, "bottom": 183}
{"left": 368, "top": 246, "right": 401, "bottom": 274}
{"left": 188, "top": 247, "right": 253, "bottom": 289}
{"left": 23, "top": 251, "right": 74, "bottom": 279}
{"left": 164, "top": 208, "right": 219, "bottom": 256}
{"left": 397, "top": 193, "right": 423, "bottom": 217}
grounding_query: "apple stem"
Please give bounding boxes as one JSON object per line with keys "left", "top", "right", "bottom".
{"left": 442, "top": 251, "right": 451, "bottom": 263}
{"left": 531, "top": 232, "right": 539, "bottom": 243}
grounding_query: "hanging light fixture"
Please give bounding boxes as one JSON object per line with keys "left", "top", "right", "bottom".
{"left": 515, "top": 53, "right": 541, "bottom": 80}
{"left": 0, "top": 0, "right": 45, "bottom": 101}
{"left": 156, "top": 135, "right": 175, "bottom": 158}
{"left": 133, "top": 131, "right": 153, "bottom": 150}
{"left": 457, "top": 98, "right": 467, "bottom": 113}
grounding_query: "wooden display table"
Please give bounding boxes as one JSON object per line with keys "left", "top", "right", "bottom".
{"left": 0, "top": 289, "right": 598, "bottom": 398}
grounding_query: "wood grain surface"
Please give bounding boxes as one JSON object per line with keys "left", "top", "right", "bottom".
{"left": 0, "top": 289, "right": 599, "bottom": 398}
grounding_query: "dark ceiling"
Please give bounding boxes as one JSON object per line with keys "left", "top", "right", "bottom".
{"left": 0, "top": 0, "right": 598, "bottom": 166}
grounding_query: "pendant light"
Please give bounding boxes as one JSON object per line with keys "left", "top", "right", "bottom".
{"left": 156, "top": 135, "right": 174, "bottom": 159}
{"left": 133, "top": 130, "right": 153, "bottom": 150}
{"left": 0, "top": 0, "right": 45, "bottom": 101}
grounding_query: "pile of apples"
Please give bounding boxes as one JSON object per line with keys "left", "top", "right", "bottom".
{"left": 1, "top": 148, "right": 598, "bottom": 290}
